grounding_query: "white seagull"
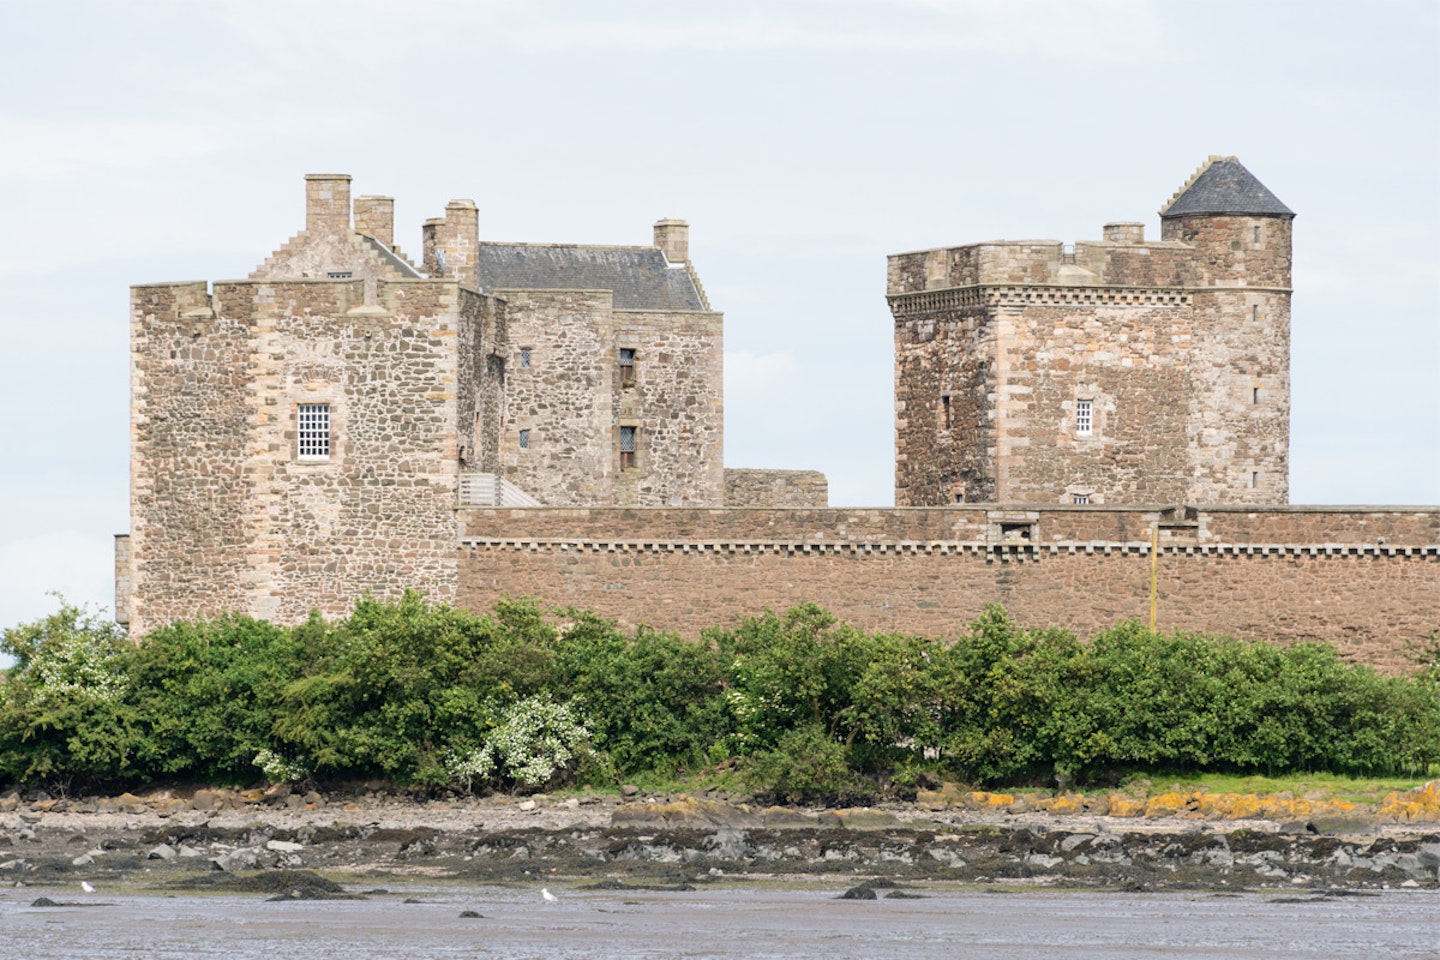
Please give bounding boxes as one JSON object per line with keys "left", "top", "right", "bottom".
{"left": 80, "top": 881, "right": 96, "bottom": 893}
{"left": 541, "top": 888, "right": 558, "bottom": 903}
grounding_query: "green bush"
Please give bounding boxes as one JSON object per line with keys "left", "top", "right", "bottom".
{"left": 1, "top": 595, "right": 1434, "bottom": 793}
{"left": 0, "top": 600, "right": 139, "bottom": 786}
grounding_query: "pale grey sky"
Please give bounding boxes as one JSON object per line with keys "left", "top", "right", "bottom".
{"left": 1, "top": 0, "right": 1436, "bottom": 630}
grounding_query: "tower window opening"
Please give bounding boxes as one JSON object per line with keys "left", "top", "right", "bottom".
{"left": 1252, "top": 471, "right": 1259, "bottom": 489}
{"left": 619, "top": 347, "right": 636, "bottom": 382}
{"left": 1075, "top": 399, "right": 1093, "bottom": 436}
{"left": 941, "top": 393, "right": 952, "bottom": 431}
{"left": 1252, "top": 305, "right": 1259, "bottom": 321}
{"left": 519, "top": 347, "right": 532, "bottom": 369}
{"left": 1253, "top": 225, "right": 1260, "bottom": 243}
{"left": 1253, "top": 387, "right": 1260, "bottom": 404}
{"left": 620, "top": 425, "right": 637, "bottom": 469}
{"left": 298, "top": 404, "right": 331, "bottom": 460}
{"left": 1072, "top": 494, "right": 1089, "bottom": 505}
{"left": 518, "top": 429, "right": 530, "bottom": 450}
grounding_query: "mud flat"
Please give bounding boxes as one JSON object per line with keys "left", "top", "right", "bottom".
{"left": 2, "top": 787, "right": 1437, "bottom": 895}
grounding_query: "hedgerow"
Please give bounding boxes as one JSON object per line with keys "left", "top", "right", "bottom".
{"left": 1, "top": 595, "right": 1435, "bottom": 798}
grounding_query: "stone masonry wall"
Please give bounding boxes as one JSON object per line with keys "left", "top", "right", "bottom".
{"left": 499, "top": 289, "right": 618, "bottom": 505}
{"left": 890, "top": 211, "right": 1292, "bottom": 507}
{"left": 724, "top": 469, "right": 829, "bottom": 507}
{"left": 497, "top": 292, "right": 724, "bottom": 507}
{"left": 456, "top": 506, "right": 1440, "bottom": 672}
{"left": 612, "top": 309, "right": 724, "bottom": 507}
{"left": 127, "top": 277, "right": 476, "bottom": 634}
{"left": 128, "top": 281, "right": 254, "bottom": 636}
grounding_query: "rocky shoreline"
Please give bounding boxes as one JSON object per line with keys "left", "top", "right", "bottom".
{"left": 2, "top": 785, "right": 1438, "bottom": 898}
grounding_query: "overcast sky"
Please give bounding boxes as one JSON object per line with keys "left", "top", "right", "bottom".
{"left": 1, "top": 0, "right": 1436, "bottom": 631}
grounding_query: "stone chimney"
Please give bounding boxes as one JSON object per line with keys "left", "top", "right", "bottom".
{"left": 1103, "top": 222, "right": 1145, "bottom": 243}
{"left": 305, "top": 174, "right": 352, "bottom": 236}
{"left": 653, "top": 218, "right": 689, "bottom": 263}
{"left": 441, "top": 200, "right": 479, "bottom": 287}
{"left": 422, "top": 218, "right": 444, "bottom": 276}
{"left": 354, "top": 195, "right": 395, "bottom": 247}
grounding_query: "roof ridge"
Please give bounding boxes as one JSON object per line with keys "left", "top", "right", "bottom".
{"left": 477, "top": 241, "right": 659, "bottom": 253}
{"left": 1159, "top": 155, "right": 1236, "bottom": 216}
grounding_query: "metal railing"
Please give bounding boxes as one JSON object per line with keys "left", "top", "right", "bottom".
{"left": 458, "top": 473, "right": 543, "bottom": 507}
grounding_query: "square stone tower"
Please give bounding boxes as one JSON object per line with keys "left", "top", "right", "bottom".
{"left": 888, "top": 157, "right": 1293, "bottom": 506}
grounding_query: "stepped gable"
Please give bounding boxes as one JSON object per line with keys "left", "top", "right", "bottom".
{"left": 1159, "top": 156, "right": 1294, "bottom": 218}
{"left": 474, "top": 243, "right": 706, "bottom": 311}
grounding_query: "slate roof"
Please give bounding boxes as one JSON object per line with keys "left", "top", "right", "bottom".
{"left": 473, "top": 243, "right": 707, "bottom": 311}
{"left": 1160, "top": 157, "right": 1294, "bottom": 218}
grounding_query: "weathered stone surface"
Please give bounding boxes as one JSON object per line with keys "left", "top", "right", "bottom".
{"left": 890, "top": 158, "right": 1292, "bottom": 508}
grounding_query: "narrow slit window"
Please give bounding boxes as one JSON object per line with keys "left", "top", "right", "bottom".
{"left": 941, "top": 393, "right": 952, "bottom": 431}
{"left": 1253, "top": 387, "right": 1260, "bottom": 404}
{"left": 1075, "top": 399, "right": 1093, "bottom": 436}
{"left": 619, "top": 347, "right": 635, "bottom": 382}
{"left": 619, "top": 425, "right": 637, "bottom": 469}
{"left": 298, "top": 404, "right": 331, "bottom": 460}
{"left": 1252, "top": 305, "right": 1259, "bottom": 321}
{"left": 518, "top": 429, "right": 530, "bottom": 450}
{"left": 1253, "top": 225, "right": 1260, "bottom": 243}
{"left": 519, "top": 347, "right": 532, "bottom": 369}
{"left": 1252, "top": 471, "right": 1259, "bottom": 489}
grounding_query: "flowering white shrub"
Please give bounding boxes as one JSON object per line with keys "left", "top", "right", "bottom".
{"left": 253, "top": 748, "right": 311, "bottom": 784}
{"left": 446, "top": 696, "right": 591, "bottom": 791}
{"left": 2, "top": 599, "right": 126, "bottom": 705}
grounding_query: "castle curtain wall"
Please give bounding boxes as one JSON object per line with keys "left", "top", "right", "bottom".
{"left": 457, "top": 505, "right": 1440, "bottom": 672}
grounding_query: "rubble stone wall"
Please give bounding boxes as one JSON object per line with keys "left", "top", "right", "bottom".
{"left": 126, "top": 278, "right": 476, "bottom": 633}
{"left": 724, "top": 469, "right": 829, "bottom": 507}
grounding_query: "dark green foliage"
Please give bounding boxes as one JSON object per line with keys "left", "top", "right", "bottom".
{"left": 743, "top": 723, "right": 872, "bottom": 805}
{"left": 0, "top": 596, "right": 1435, "bottom": 793}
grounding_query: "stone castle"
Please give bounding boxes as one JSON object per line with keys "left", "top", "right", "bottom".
{"left": 116, "top": 161, "right": 1439, "bottom": 668}
{"left": 890, "top": 157, "right": 1292, "bottom": 507}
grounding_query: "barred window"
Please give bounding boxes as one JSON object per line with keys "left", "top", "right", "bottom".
{"left": 1075, "top": 399, "right": 1093, "bottom": 436}
{"left": 619, "top": 347, "right": 635, "bottom": 382}
{"left": 298, "top": 404, "right": 330, "bottom": 459}
{"left": 519, "top": 347, "right": 532, "bottom": 369}
{"left": 620, "top": 425, "right": 637, "bottom": 469}
{"left": 1072, "top": 494, "right": 1089, "bottom": 505}
{"left": 519, "top": 429, "right": 530, "bottom": 450}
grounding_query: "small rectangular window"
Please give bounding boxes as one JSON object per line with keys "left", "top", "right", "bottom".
{"left": 1075, "top": 399, "right": 1093, "bottom": 436}
{"left": 1252, "top": 305, "right": 1259, "bottom": 321}
{"left": 327, "top": 271, "right": 352, "bottom": 279}
{"left": 298, "top": 404, "right": 330, "bottom": 459}
{"left": 519, "top": 348, "right": 531, "bottom": 369}
{"left": 954, "top": 492, "right": 965, "bottom": 503}
{"left": 1253, "top": 225, "right": 1260, "bottom": 243}
{"left": 619, "top": 425, "right": 637, "bottom": 469}
{"left": 1252, "top": 471, "right": 1259, "bottom": 489}
{"left": 518, "top": 429, "right": 530, "bottom": 449}
{"left": 1072, "top": 494, "right": 1089, "bottom": 505}
{"left": 1253, "top": 387, "right": 1260, "bottom": 404}
{"left": 941, "top": 393, "right": 952, "bottom": 431}
{"left": 619, "top": 347, "right": 635, "bottom": 382}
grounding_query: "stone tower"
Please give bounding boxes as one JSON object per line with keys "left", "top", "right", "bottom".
{"left": 888, "top": 156, "right": 1293, "bottom": 506}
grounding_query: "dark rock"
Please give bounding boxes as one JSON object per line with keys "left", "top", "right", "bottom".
{"left": 459, "top": 910, "right": 485, "bottom": 918}
{"left": 837, "top": 884, "right": 878, "bottom": 900}
{"left": 30, "top": 896, "right": 61, "bottom": 907}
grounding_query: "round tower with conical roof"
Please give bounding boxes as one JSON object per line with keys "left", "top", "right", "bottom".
{"left": 1160, "top": 156, "right": 1294, "bottom": 503}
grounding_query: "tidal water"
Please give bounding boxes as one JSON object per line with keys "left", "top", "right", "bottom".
{"left": 3, "top": 885, "right": 1437, "bottom": 960}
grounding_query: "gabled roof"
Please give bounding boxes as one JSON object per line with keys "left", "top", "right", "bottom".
{"left": 1160, "top": 156, "right": 1294, "bottom": 218}
{"left": 474, "top": 243, "right": 707, "bottom": 312}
